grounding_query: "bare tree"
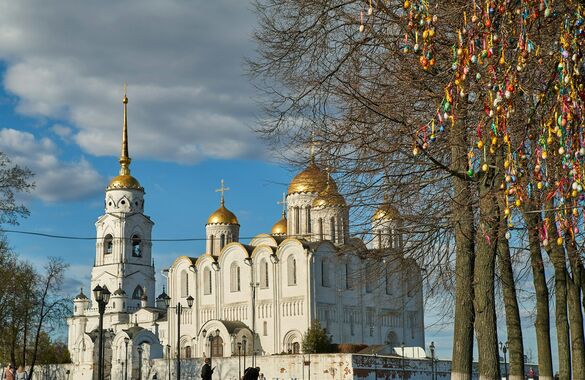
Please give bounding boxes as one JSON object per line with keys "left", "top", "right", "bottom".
{"left": 27, "top": 257, "right": 70, "bottom": 379}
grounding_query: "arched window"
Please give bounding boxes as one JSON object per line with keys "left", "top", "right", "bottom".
{"left": 184, "top": 346, "right": 192, "bottom": 358}
{"left": 220, "top": 234, "right": 226, "bottom": 250}
{"left": 104, "top": 234, "right": 113, "bottom": 254}
{"left": 209, "top": 235, "right": 215, "bottom": 255}
{"left": 321, "top": 258, "right": 330, "bottom": 287}
{"left": 287, "top": 256, "right": 297, "bottom": 286}
{"left": 132, "top": 286, "right": 144, "bottom": 300}
{"left": 318, "top": 218, "right": 323, "bottom": 240}
{"left": 330, "top": 217, "right": 336, "bottom": 242}
{"left": 263, "top": 321, "right": 268, "bottom": 336}
{"left": 306, "top": 206, "right": 311, "bottom": 234}
{"left": 292, "top": 342, "right": 300, "bottom": 354}
{"left": 204, "top": 267, "right": 212, "bottom": 295}
{"left": 132, "top": 235, "right": 142, "bottom": 257}
{"left": 181, "top": 270, "right": 189, "bottom": 297}
{"left": 294, "top": 207, "right": 300, "bottom": 234}
{"left": 260, "top": 259, "right": 269, "bottom": 288}
{"left": 230, "top": 263, "right": 241, "bottom": 292}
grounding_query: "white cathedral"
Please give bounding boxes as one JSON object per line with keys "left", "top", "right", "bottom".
{"left": 67, "top": 95, "right": 425, "bottom": 378}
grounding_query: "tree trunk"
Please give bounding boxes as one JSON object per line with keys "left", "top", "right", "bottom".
{"left": 523, "top": 208, "right": 553, "bottom": 380}
{"left": 497, "top": 207, "right": 524, "bottom": 380}
{"left": 565, "top": 239, "right": 585, "bottom": 378}
{"left": 449, "top": 111, "right": 476, "bottom": 380}
{"left": 21, "top": 308, "right": 28, "bottom": 366}
{"left": 474, "top": 166, "right": 500, "bottom": 380}
{"left": 544, "top": 206, "right": 571, "bottom": 379}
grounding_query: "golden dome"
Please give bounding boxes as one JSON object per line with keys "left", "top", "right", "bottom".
{"left": 288, "top": 161, "right": 329, "bottom": 195}
{"left": 207, "top": 204, "right": 239, "bottom": 225}
{"left": 373, "top": 199, "right": 399, "bottom": 221}
{"left": 312, "top": 181, "right": 346, "bottom": 208}
{"left": 271, "top": 212, "right": 287, "bottom": 235}
{"left": 107, "top": 174, "right": 142, "bottom": 191}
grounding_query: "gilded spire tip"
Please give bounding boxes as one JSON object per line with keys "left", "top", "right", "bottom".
{"left": 119, "top": 84, "right": 131, "bottom": 176}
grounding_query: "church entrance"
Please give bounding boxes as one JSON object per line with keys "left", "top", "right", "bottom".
{"left": 211, "top": 336, "right": 223, "bottom": 357}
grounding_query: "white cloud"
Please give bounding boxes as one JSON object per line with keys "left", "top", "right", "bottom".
{"left": 0, "top": 128, "right": 103, "bottom": 202}
{"left": 0, "top": 0, "right": 266, "bottom": 163}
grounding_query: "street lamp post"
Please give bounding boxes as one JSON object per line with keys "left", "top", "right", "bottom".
{"left": 93, "top": 285, "right": 111, "bottom": 380}
{"left": 237, "top": 342, "right": 242, "bottom": 379}
{"left": 163, "top": 295, "right": 194, "bottom": 380}
{"left": 124, "top": 337, "right": 129, "bottom": 380}
{"left": 166, "top": 345, "right": 171, "bottom": 380}
{"left": 244, "top": 257, "right": 260, "bottom": 367}
{"left": 429, "top": 341, "right": 435, "bottom": 380}
{"left": 242, "top": 337, "right": 247, "bottom": 372}
{"left": 400, "top": 342, "right": 405, "bottom": 380}
{"left": 499, "top": 341, "right": 509, "bottom": 380}
{"left": 137, "top": 345, "right": 143, "bottom": 380}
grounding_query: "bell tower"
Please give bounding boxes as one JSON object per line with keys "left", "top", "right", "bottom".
{"left": 89, "top": 89, "right": 156, "bottom": 312}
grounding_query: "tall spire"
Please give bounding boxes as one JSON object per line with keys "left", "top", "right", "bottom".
{"left": 119, "top": 82, "right": 131, "bottom": 176}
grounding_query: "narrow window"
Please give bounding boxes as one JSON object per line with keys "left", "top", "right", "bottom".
{"left": 132, "top": 235, "right": 142, "bottom": 257}
{"left": 260, "top": 259, "right": 269, "bottom": 289}
{"left": 230, "top": 263, "right": 241, "bottom": 292}
{"left": 294, "top": 207, "right": 300, "bottom": 235}
{"left": 321, "top": 258, "right": 330, "bottom": 287}
{"left": 287, "top": 256, "right": 297, "bottom": 286}
{"left": 377, "top": 231, "right": 382, "bottom": 249}
{"left": 330, "top": 217, "right": 336, "bottom": 242}
{"left": 104, "top": 234, "right": 113, "bottom": 255}
{"left": 366, "top": 262, "right": 373, "bottom": 293}
{"left": 385, "top": 268, "right": 392, "bottom": 295}
{"left": 209, "top": 235, "right": 215, "bottom": 255}
{"left": 318, "top": 218, "right": 323, "bottom": 240}
{"left": 306, "top": 206, "right": 312, "bottom": 234}
{"left": 181, "top": 270, "right": 189, "bottom": 297}
{"left": 263, "top": 321, "right": 268, "bottom": 336}
{"left": 220, "top": 234, "right": 226, "bottom": 250}
{"left": 204, "top": 267, "right": 212, "bottom": 295}
{"left": 345, "top": 262, "right": 351, "bottom": 289}
{"left": 132, "top": 286, "right": 144, "bottom": 300}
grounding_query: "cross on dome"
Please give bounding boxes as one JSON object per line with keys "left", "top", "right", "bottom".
{"left": 215, "top": 179, "right": 230, "bottom": 206}
{"left": 277, "top": 192, "right": 287, "bottom": 214}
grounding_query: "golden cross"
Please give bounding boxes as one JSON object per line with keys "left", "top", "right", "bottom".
{"left": 277, "top": 192, "right": 287, "bottom": 213}
{"left": 215, "top": 179, "right": 230, "bottom": 205}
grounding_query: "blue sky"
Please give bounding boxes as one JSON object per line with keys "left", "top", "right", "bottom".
{"left": 0, "top": 0, "right": 553, "bottom": 364}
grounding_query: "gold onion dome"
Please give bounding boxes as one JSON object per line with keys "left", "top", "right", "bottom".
{"left": 312, "top": 181, "right": 346, "bottom": 208}
{"left": 287, "top": 161, "right": 329, "bottom": 195}
{"left": 373, "top": 196, "right": 400, "bottom": 221}
{"left": 107, "top": 91, "right": 143, "bottom": 191}
{"left": 271, "top": 212, "right": 287, "bottom": 235}
{"left": 207, "top": 204, "right": 239, "bottom": 225}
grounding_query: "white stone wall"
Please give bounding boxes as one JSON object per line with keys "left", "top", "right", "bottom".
{"left": 32, "top": 354, "right": 515, "bottom": 380}
{"left": 286, "top": 193, "right": 318, "bottom": 238}
{"left": 206, "top": 224, "right": 240, "bottom": 255}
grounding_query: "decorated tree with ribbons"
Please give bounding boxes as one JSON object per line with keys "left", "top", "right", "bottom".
{"left": 251, "top": 1, "right": 583, "bottom": 379}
